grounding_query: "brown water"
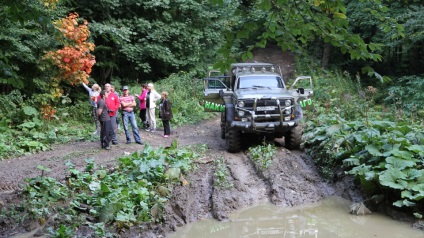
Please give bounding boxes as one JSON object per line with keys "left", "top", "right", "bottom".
{"left": 167, "top": 196, "right": 424, "bottom": 238}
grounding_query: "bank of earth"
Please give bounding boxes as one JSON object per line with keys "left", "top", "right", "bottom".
{"left": 0, "top": 116, "right": 366, "bottom": 237}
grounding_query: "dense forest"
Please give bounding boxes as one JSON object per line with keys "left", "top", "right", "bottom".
{"left": 0, "top": 0, "right": 423, "bottom": 236}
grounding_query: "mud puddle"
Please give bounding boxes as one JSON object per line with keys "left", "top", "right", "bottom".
{"left": 167, "top": 196, "right": 423, "bottom": 238}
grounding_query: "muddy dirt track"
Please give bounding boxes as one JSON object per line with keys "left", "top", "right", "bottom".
{"left": 0, "top": 117, "right": 362, "bottom": 237}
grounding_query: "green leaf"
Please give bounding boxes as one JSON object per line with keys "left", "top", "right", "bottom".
{"left": 379, "top": 168, "right": 407, "bottom": 189}
{"left": 325, "top": 124, "right": 341, "bottom": 136}
{"left": 343, "top": 158, "right": 359, "bottom": 166}
{"left": 170, "top": 139, "right": 178, "bottom": 150}
{"left": 23, "top": 106, "right": 38, "bottom": 116}
{"left": 365, "top": 144, "right": 382, "bottom": 156}
{"left": 164, "top": 167, "right": 181, "bottom": 180}
{"left": 333, "top": 13, "right": 347, "bottom": 19}
{"left": 385, "top": 156, "right": 416, "bottom": 170}
{"left": 393, "top": 199, "right": 415, "bottom": 207}
{"left": 100, "top": 182, "right": 111, "bottom": 193}
{"left": 19, "top": 121, "right": 36, "bottom": 129}
{"left": 89, "top": 181, "right": 101, "bottom": 191}
{"left": 36, "top": 165, "right": 51, "bottom": 172}
{"left": 407, "top": 145, "right": 424, "bottom": 157}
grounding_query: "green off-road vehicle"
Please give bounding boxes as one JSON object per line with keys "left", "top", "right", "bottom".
{"left": 203, "top": 63, "right": 313, "bottom": 152}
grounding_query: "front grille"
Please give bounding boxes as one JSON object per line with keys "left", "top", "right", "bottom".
{"left": 238, "top": 98, "right": 292, "bottom": 116}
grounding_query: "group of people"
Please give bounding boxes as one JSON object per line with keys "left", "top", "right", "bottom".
{"left": 82, "top": 82, "right": 173, "bottom": 150}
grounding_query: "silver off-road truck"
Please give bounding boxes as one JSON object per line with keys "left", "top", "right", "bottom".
{"left": 203, "top": 63, "right": 313, "bottom": 152}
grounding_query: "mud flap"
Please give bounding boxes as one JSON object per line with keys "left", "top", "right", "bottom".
{"left": 225, "top": 104, "right": 235, "bottom": 123}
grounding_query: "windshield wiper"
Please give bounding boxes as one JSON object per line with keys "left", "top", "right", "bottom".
{"left": 239, "top": 87, "right": 257, "bottom": 89}
{"left": 251, "top": 85, "right": 271, "bottom": 89}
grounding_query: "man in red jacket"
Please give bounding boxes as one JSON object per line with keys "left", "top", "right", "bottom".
{"left": 104, "top": 83, "right": 120, "bottom": 144}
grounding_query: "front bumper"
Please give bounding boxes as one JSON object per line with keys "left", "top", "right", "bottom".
{"left": 231, "top": 103, "right": 303, "bottom": 133}
{"left": 231, "top": 119, "right": 299, "bottom": 131}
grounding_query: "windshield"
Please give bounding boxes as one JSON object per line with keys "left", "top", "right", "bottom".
{"left": 238, "top": 75, "right": 284, "bottom": 89}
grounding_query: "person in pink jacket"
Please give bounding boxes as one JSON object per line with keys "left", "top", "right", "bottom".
{"left": 135, "top": 84, "right": 149, "bottom": 129}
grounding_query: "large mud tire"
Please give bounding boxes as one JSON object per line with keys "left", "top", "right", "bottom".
{"left": 284, "top": 126, "right": 302, "bottom": 150}
{"left": 220, "top": 124, "right": 225, "bottom": 139}
{"left": 226, "top": 128, "right": 242, "bottom": 153}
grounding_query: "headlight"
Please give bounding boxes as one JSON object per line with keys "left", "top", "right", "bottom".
{"left": 238, "top": 110, "right": 245, "bottom": 117}
{"left": 237, "top": 101, "right": 245, "bottom": 107}
{"left": 284, "top": 109, "right": 291, "bottom": 114}
{"left": 285, "top": 99, "right": 291, "bottom": 107}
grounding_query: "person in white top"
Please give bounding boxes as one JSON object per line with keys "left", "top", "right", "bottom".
{"left": 145, "top": 83, "right": 161, "bottom": 132}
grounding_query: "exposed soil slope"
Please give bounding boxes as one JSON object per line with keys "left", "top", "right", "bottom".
{"left": 0, "top": 116, "right": 358, "bottom": 237}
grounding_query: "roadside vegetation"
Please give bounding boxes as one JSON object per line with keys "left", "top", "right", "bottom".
{"left": 0, "top": 141, "right": 205, "bottom": 237}
{"left": 299, "top": 59, "right": 424, "bottom": 219}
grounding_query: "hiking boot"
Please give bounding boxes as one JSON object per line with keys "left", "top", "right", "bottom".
{"left": 163, "top": 135, "right": 169, "bottom": 138}
{"left": 136, "top": 141, "right": 144, "bottom": 145}
{"left": 126, "top": 141, "right": 131, "bottom": 144}
{"left": 105, "top": 146, "right": 111, "bottom": 150}
{"left": 145, "top": 128, "right": 151, "bottom": 132}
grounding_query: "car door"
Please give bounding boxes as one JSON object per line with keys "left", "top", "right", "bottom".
{"left": 288, "top": 76, "right": 314, "bottom": 110}
{"left": 203, "top": 76, "right": 230, "bottom": 111}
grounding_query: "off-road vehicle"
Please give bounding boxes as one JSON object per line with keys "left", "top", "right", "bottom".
{"left": 203, "top": 63, "right": 313, "bottom": 152}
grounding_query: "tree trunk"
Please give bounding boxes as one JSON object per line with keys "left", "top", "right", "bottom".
{"left": 322, "top": 43, "right": 330, "bottom": 69}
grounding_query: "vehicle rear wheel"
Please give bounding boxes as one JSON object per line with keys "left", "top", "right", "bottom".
{"left": 284, "top": 126, "right": 302, "bottom": 150}
{"left": 226, "top": 127, "right": 242, "bottom": 153}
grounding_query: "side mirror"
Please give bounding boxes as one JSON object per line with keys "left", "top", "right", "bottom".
{"left": 297, "top": 88, "right": 305, "bottom": 94}
{"left": 219, "top": 89, "right": 224, "bottom": 97}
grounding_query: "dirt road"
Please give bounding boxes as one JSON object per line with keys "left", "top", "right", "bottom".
{"left": 0, "top": 117, "right": 358, "bottom": 237}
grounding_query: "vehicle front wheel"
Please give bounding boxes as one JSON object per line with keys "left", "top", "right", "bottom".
{"left": 220, "top": 113, "right": 226, "bottom": 139}
{"left": 226, "top": 127, "right": 242, "bottom": 153}
{"left": 284, "top": 126, "right": 302, "bottom": 150}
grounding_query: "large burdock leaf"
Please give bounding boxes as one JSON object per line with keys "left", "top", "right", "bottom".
{"left": 385, "top": 156, "right": 416, "bottom": 170}
{"left": 391, "top": 149, "right": 414, "bottom": 160}
{"left": 379, "top": 168, "right": 407, "bottom": 189}
{"left": 365, "top": 144, "right": 383, "bottom": 156}
{"left": 407, "top": 145, "right": 424, "bottom": 157}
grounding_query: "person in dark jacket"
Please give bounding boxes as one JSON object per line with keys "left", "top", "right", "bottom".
{"left": 97, "top": 90, "right": 114, "bottom": 150}
{"left": 159, "top": 91, "right": 173, "bottom": 138}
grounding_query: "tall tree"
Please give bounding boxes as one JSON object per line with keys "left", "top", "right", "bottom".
{"left": 70, "top": 0, "right": 231, "bottom": 84}
{"left": 0, "top": 0, "right": 67, "bottom": 94}
{"left": 215, "top": 0, "right": 404, "bottom": 80}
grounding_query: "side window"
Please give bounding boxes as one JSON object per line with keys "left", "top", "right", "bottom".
{"left": 207, "top": 79, "right": 226, "bottom": 89}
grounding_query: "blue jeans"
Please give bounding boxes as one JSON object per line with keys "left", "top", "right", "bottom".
{"left": 122, "top": 111, "right": 142, "bottom": 143}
